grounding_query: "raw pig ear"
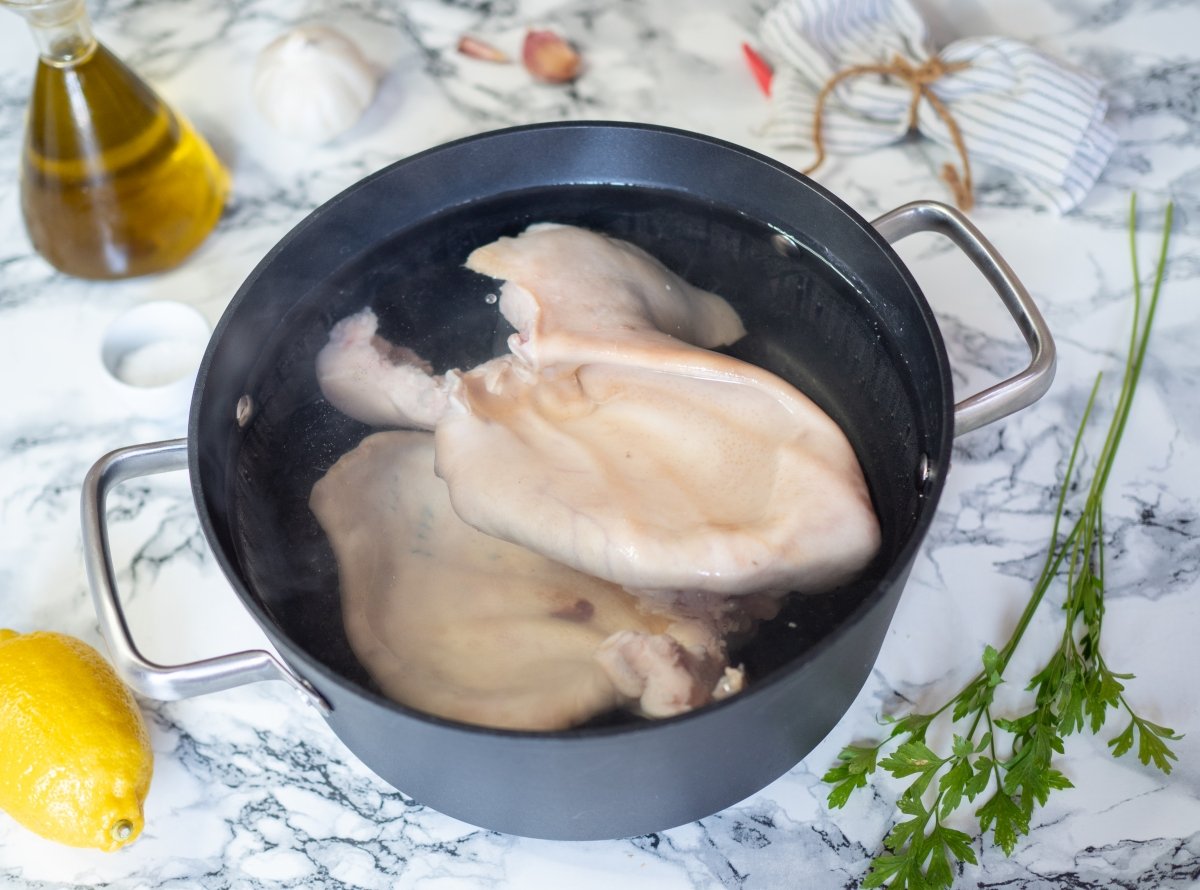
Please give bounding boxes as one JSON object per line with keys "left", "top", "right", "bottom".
{"left": 314, "top": 223, "right": 878, "bottom": 596}
{"left": 438, "top": 224, "right": 880, "bottom": 597}
{"left": 465, "top": 224, "right": 746, "bottom": 367}
{"left": 310, "top": 431, "right": 740, "bottom": 731}
{"left": 315, "top": 308, "right": 450, "bottom": 430}
{"left": 309, "top": 223, "right": 879, "bottom": 729}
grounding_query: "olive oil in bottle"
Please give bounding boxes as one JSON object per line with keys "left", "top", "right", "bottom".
{"left": 7, "top": 0, "right": 228, "bottom": 279}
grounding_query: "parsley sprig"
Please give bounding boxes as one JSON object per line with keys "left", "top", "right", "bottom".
{"left": 824, "top": 195, "right": 1181, "bottom": 890}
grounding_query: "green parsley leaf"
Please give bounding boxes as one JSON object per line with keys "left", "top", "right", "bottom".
{"left": 860, "top": 852, "right": 915, "bottom": 890}
{"left": 823, "top": 743, "right": 880, "bottom": 808}
{"left": 886, "top": 712, "right": 936, "bottom": 741}
{"left": 976, "top": 788, "right": 1027, "bottom": 856}
{"left": 822, "top": 196, "right": 1181, "bottom": 890}
{"left": 880, "top": 740, "right": 945, "bottom": 779}
{"left": 937, "top": 757, "right": 973, "bottom": 819}
{"left": 1109, "top": 715, "right": 1182, "bottom": 774}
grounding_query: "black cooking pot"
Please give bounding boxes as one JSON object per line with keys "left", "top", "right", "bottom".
{"left": 82, "top": 122, "right": 1054, "bottom": 841}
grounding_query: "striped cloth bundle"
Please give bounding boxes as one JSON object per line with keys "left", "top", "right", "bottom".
{"left": 759, "top": 0, "right": 1115, "bottom": 212}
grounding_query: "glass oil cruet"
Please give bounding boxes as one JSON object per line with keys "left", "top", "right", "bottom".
{"left": 3, "top": 0, "right": 229, "bottom": 279}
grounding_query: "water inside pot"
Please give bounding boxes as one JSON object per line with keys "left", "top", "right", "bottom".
{"left": 225, "top": 184, "right": 935, "bottom": 724}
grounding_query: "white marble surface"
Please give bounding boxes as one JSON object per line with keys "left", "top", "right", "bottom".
{"left": 1, "top": 0, "right": 1198, "bottom": 887}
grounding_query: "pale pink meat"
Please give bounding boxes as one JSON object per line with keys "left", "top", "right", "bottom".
{"left": 471, "top": 222, "right": 747, "bottom": 367}
{"left": 315, "top": 223, "right": 881, "bottom": 597}
{"left": 315, "top": 309, "right": 449, "bottom": 430}
{"left": 310, "top": 430, "right": 745, "bottom": 730}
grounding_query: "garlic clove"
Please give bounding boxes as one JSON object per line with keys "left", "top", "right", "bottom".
{"left": 253, "top": 25, "right": 378, "bottom": 144}
{"left": 457, "top": 35, "right": 510, "bottom": 63}
{"left": 522, "top": 29, "right": 582, "bottom": 84}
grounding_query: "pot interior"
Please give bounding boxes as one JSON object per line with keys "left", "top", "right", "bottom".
{"left": 204, "top": 178, "right": 948, "bottom": 725}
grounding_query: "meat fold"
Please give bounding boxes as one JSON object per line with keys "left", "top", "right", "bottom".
{"left": 469, "top": 223, "right": 748, "bottom": 367}
{"left": 310, "top": 430, "right": 752, "bottom": 731}
{"left": 315, "top": 310, "right": 449, "bottom": 430}
{"left": 436, "top": 352, "right": 878, "bottom": 595}
{"left": 314, "top": 223, "right": 746, "bottom": 431}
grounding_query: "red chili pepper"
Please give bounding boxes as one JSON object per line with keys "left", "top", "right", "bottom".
{"left": 741, "top": 42, "right": 773, "bottom": 97}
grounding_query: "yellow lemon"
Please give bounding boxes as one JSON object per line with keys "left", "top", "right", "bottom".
{"left": 0, "top": 629, "right": 153, "bottom": 851}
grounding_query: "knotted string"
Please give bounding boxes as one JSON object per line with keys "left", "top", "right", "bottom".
{"left": 804, "top": 54, "right": 975, "bottom": 210}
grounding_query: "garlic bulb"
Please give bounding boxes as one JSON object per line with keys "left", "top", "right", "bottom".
{"left": 253, "top": 25, "right": 377, "bottom": 144}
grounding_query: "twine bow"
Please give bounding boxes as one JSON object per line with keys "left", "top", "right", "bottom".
{"left": 804, "top": 54, "right": 974, "bottom": 210}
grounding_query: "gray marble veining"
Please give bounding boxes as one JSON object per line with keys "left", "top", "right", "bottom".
{"left": 1, "top": 0, "right": 1198, "bottom": 887}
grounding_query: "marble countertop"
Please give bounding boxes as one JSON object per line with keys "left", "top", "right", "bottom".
{"left": 1, "top": 0, "right": 1198, "bottom": 886}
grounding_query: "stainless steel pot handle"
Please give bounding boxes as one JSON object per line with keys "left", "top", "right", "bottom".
{"left": 871, "top": 200, "right": 1056, "bottom": 436}
{"left": 81, "top": 439, "right": 332, "bottom": 715}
